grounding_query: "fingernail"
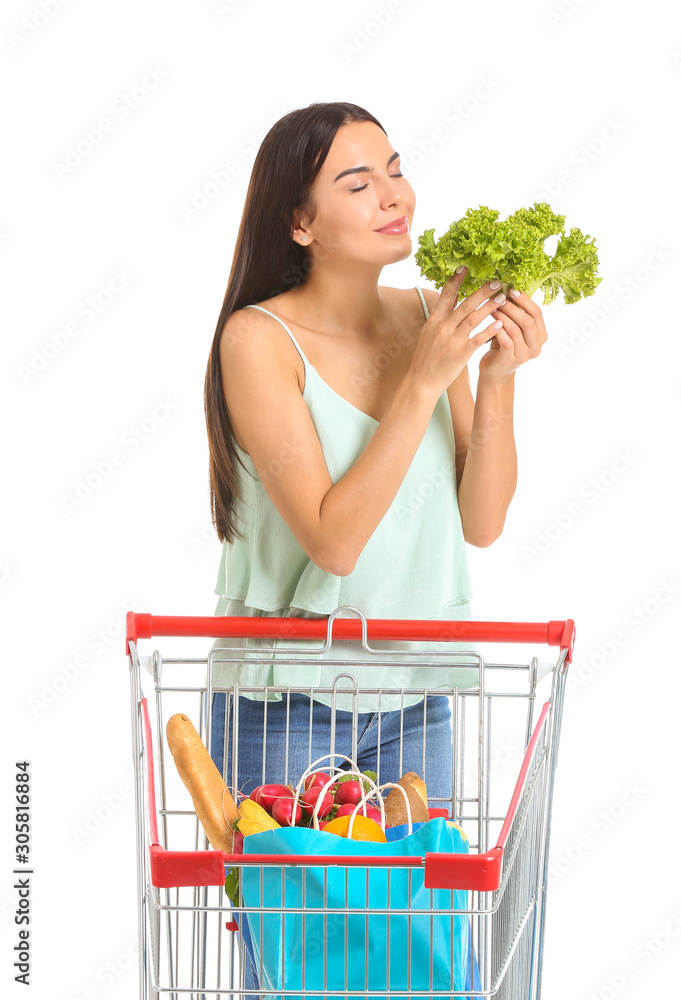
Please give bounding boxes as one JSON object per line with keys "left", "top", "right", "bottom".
{"left": 455, "top": 265, "right": 466, "bottom": 273}
{"left": 489, "top": 280, "right": 502, "bottom": 290}
{"left": 493, "top": 320, "right": 503, "bottom": 329}
{"left": 509, "top": 287, "right": 521, "bottom": 298}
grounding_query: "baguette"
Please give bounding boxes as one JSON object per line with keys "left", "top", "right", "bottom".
{"left": 166, "top": 713, "right": 239, "bottom": 853}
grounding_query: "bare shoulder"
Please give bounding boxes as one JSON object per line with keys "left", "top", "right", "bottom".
{"left": 373, "top": 283, "right": 436, "bottom": 329}
{"left": 220, "top": 304, "right": 283, "bottom": 353}
{"left": 218, "top": 305, "right": 302, "bottom": 452}
{"left": 219, "top": 303, "right": 301, "bottom": 380}
{"left": 384, "top": 283, "right": 440, "bottom": 325}
{"left": 418, "top": 286, "right": 440, "bottom": 317}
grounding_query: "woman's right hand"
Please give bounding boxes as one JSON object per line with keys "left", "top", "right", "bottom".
{"left": 408, "top": 268, "right": 506, "bottom": 396}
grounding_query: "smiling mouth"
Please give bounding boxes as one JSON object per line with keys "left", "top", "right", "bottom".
{"left": 375, "top": 215, "right": 408, "bottom": 233}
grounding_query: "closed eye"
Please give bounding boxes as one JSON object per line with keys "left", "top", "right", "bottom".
{"left": 350, "top": 172, "right": 404, "bottom": 193}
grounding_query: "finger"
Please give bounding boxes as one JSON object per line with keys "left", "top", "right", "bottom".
{"left": 433, "top": 271, "right": 503, "bottom": 321}
{"left": 454, "top": 283, "right": 510, "bottom": 332}
{"left": 492, "top": 300, "right": 541, "bottom": 354}
{"left": 474, "top": 320, "right": 504, "bottom": 350}
{"left": 485, "top": 324, "right": 514, "bottom": 351}
{"left": 494, "top": 325, "right": 515, "bottom": 352}
{"left": 457, "top": 291, "right": 507, "bottom": 337}
{"left": 431, "top": 266, "right": 468, "bottom": 313}
{"left": 506, "top": 287, "right": 548, "bottom": 340}
{"left": 492, "top": 313, "right": 529, "bottom": 359}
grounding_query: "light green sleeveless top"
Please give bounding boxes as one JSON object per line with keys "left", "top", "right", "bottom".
{"left": 211, "top": 287, "right": 480, "bottom": 711}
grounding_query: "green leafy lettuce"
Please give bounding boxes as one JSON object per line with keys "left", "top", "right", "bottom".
{"left": 414, "top": 202, "right": 601, "bottom": 305}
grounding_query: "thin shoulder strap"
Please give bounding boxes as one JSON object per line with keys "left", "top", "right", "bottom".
{"left": 415, "top": 286, "right": 429, "bottom": 319}
{"left": 243, "top": 304, "right": 309, "bottom": 370}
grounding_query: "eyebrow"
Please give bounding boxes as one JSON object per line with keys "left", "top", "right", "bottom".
{"left": 334, "top": 151, "right": 400, "bottom": 183}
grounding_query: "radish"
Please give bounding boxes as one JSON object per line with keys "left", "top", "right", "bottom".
{"left": 271, "top": 796, "right": 303, "bottom": 827}
{"left": 300, "top": 786, "right": 334, "bottom": 818}
{"left": 250, "top": 784, "right": 294, "bottom": 813}
{"left": 335, "top": 802, "right": 383, "bottom": 825}
{"left": 333, "top": 780, "right": 363, "bottom": 806}
{"left": 303, "top": 771, "right": 331, "bottom": 791}
{"left": 232, "top": 831, "right": 244, "bottom": 854}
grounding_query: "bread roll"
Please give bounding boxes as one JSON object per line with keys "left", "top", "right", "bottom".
{"left": 383, "top": 771, "right": 430, "bottom": 827}
{"left": 166, "top": 713, "right": 239, "bottom": 853}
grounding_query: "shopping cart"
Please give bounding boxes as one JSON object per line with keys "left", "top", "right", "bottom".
{"left": 126, "top": 606, "right": 575, "bottom": 999}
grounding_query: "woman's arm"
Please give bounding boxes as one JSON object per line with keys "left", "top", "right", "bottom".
{"left": 445, "top": 367, "right": 474, "bottom": 490}
{"left": 421, "top": 288, "right": 475, "bottom": 487}
{"left": 422, "top": 284, "right": 548, "bottom": 547}
{"left": 455, "top": 372, "right": 517, "bottom": 547}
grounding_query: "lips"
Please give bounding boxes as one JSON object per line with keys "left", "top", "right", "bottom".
{"left": 375, "top": 215, "right": 407, "bottom": 232}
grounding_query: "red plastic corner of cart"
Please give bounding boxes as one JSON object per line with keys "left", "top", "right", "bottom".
{"left": 428, "top": 808, "right": 450, "bottom": 820}
{"left": 424, "top": 847, "right": 503, "bottom": 892}
{"left": 126, "top": 612, "right": 151, "bottom": 655}
{"left": 548, "top": 618, "right": 575, "bottom": 662}
{"left": 149, "top": 845, "right": 226, "bottom": 888}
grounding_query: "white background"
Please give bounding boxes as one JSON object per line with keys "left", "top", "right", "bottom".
{"left": 3, "top": 0, "right": 681, "bottom": 997}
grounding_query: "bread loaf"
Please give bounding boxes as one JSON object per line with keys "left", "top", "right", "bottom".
{"left": 383, "top": 771, "right": 430, "bottom": 827}
{"left": 166, "top": 713, "right": 239, "bottom": 853}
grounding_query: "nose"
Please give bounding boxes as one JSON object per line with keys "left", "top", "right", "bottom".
{"left": 386, "top": 185, "right": 403, "bottom": 209}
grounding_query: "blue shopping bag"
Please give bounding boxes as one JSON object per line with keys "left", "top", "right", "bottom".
{"left": 239, "top": 817, "right": 472, "bottom": 1000}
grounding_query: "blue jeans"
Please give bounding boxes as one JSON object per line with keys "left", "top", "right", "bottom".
{"left": 210, "top": 692, "right": 454, "bottom": 996}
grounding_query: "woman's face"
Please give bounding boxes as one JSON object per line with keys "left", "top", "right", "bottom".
{"left": 299, "top": 120, "right": 416, "bottom": 267}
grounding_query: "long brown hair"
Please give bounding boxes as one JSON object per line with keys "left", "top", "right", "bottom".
{"left": 204, "top": 101, "right": 387, "bottom": 545}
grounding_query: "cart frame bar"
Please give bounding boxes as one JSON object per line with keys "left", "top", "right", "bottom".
{"left": 126, "top": 612, "right": 575, "bottom": 660}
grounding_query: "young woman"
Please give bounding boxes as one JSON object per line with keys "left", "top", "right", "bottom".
{"left": 203, "top": 98, "right": 547, "bottom": 991}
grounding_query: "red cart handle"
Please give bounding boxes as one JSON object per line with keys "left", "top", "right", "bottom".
{"left": 126, "top": 612, "right": 575, "bottom": 661}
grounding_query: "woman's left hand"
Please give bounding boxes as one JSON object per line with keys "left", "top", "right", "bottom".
{"left": 477, "top": 286, "right": 548, "bottom": 381}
